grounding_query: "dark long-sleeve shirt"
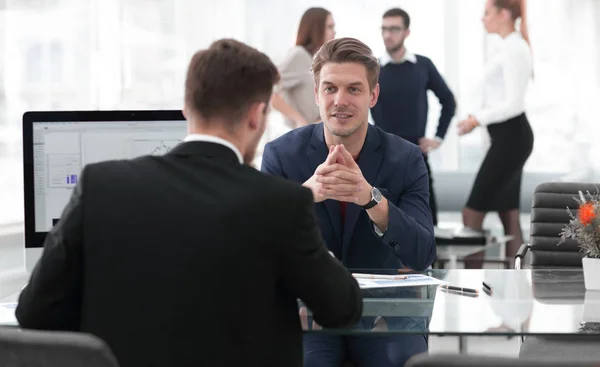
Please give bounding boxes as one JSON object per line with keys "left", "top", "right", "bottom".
{"left": 371, "top": 54, "right": 456, "bottom": 145}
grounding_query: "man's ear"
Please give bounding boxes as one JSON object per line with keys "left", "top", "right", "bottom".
{"left": 248, "top": 102, "right": 267, "bottom": 130}
{"left": 405, "top": 28, "right": 411, "bottom": 38}
{"left": 370, "top": 83, "right": 380, "bottom": 108}
{"left": 182, "top": 105, "right": 188, "bottom": 120}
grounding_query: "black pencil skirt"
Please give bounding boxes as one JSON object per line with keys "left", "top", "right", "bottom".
{"left": 466, "top": 113, "right": 534, "bottom": 212}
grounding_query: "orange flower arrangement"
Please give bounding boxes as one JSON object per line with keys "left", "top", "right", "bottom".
{"left": 560, "top": 190, "right": 600, "bottom": 259}
{"left": 579, "top": 202, "right": 596, "bottom": 226}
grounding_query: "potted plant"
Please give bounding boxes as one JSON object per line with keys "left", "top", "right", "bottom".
{"left": 559, "top": 190, "right": 600, "bottom": 290}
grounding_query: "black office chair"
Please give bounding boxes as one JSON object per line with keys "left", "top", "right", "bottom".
{"left": 515, "top": 182, "right": 600, "bottom": 362}
{"left": 0, "top": 327, "right": 119, "bottom": 367}
{"left": 515, "top": 182, "right": 595, "bottom": 269}
{"left": 405, "top": 353, "right": 600, "bottom": 366}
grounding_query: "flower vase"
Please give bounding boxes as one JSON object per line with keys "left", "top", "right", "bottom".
{"left": 582, "top": 257, "right": 600, "bottom": 290}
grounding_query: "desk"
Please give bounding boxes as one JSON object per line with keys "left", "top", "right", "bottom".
{"left": 2, "top": 270, "right": 599, "bottom": 341}
{"left": 300, "top": 269, "right": 598, "bottom": 344}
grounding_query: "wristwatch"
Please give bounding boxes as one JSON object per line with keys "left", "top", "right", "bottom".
{"left": 361, "top": 187, "right": 383, "bottom": 210}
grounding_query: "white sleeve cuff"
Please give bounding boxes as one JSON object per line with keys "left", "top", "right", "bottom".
{"left": 472, "top": 112, "right": 491, "bottom": 126}
{"left": 434, "top": 136, "right": 444, "bottom": 143}
{"left": 373, "top": 223, "right": 385, "bottom": 237}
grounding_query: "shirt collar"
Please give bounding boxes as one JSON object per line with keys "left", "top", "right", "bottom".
{"left": 380, "top": 48, "right": 417, "bottom": 66}
{"left": 183, "top": 134, "right": 243, "bottom": 164}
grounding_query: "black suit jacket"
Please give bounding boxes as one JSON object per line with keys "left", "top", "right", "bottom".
{"left": 16, "top": 141, "right": 363, "bottom": 367}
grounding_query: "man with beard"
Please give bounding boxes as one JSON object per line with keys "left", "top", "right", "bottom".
{"left": 371, "top": 8, "right": 456, "bottom": 227}
{"left": 16, "top": 39, "right": 363, "bottom": 367}
{"left": 262, "top": 37, "right": 435, "bottom": 367}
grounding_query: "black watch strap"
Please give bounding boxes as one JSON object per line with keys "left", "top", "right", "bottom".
{"left": 361, "top": 187, "right": 382, "bottom": 210}
{"left": 361, "top": 199, "right": 378, "bottom": 210}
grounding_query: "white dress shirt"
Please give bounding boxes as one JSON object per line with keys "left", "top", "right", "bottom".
{"left": 183, "top": 134, "right": 243, "bottom": 164}
{"left": 379, "top": 48, "right": 417, "bottom": 67}
{"left": 472, "top": 32, "right": 533, "bottom": 126}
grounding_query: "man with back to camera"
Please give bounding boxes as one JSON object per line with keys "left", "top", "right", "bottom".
{"left": 262, "top": 37, "right": 435, "bottom": 367}
{"left": 16, "top": 39, "right": 363, "bottom": 367}
{"left": 371, "top": 8, "right": 456, "bottom": 226}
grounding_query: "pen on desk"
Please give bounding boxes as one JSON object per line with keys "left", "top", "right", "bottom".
{"left": 352, "top": 273, "right": 408, "bottom": 280}
{"left": 482, "top": 281, "right": 492, "bottom": 291}
{"left": 439, "top": 284, "right": 479, "bottom": 294}
{"left": 440, "top": 287, "right": 479, "bottom": 298}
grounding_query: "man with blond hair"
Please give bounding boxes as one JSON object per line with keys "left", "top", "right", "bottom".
{"left": 262, "top": 37, "right": 434, "bottom": 367}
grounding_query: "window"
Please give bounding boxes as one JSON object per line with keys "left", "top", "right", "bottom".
{"left": 1, "top": 0, "right": 599, "bottom": 225}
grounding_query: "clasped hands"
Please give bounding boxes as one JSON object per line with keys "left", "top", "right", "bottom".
{"left": 303, "top": 144, "right": 371, "bottom": 206}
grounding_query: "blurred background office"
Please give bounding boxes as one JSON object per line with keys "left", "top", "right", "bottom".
{"left": 1, "top": 0, "right": 600, "bottom": 227}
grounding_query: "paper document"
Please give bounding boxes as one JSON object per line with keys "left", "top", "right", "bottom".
{"left": 354, "top": 273, "right": 447, "bottom": 289}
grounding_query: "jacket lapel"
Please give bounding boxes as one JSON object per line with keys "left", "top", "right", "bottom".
{"left": 342, "top": 125, "right": 383, "bottom": 256}
{"left": 308, "top": 124, "right": 343, "bottom": 246}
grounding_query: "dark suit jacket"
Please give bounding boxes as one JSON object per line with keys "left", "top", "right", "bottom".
{"left": 16, "top": 141, "right": 363, "bottom": 367}
{"left": 261, "top": 123, "right": 436, "bottom": 270}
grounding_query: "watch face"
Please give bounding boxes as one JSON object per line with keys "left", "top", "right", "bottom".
{"left": 372, "top": 187, "right": 383, "bottom": 202}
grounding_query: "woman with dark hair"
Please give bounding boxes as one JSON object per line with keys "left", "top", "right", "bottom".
{"left": 458, "top": 0, "right": 534, "bottom": 266}
{"left": 272, "top": 7, "right": 335, "bottom": 128}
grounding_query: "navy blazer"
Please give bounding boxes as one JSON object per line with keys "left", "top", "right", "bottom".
{"left": 261, "top": 123, "right": 436, "bottom": 270}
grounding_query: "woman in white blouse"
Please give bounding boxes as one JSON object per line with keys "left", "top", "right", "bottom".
{"left": 271, "top": 8, "right": 336, "bottom": 128}
{"left": 457, "top": 0, "right": 534, "bottom": 264}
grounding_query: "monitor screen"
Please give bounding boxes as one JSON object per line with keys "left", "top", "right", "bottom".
{"left": 23, "top": 110, "right": 186, "bottom": 248}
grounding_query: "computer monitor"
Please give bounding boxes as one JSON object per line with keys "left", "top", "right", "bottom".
{"left": 22, "top": 110, "right": 186, "bottom": 272}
